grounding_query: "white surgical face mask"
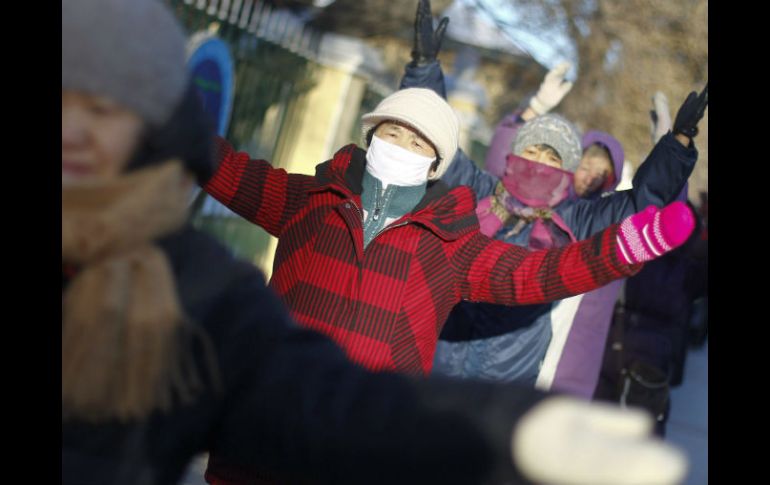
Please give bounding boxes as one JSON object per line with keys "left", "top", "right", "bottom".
{"left": 365, "top": 135, "right": 435, "bottom": 187}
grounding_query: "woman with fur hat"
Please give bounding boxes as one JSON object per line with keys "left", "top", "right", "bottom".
{"left": 61, "top": 2, "right": 694, "bottom": 485}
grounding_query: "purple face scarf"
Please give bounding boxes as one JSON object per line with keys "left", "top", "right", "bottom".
{"left": 476, "top": 154, "right": 577, "bottom": 249}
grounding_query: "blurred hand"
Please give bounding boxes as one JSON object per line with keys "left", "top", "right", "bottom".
{"left": 512, "top": 396, "right": 688, "bottom": 485}
{"left": 411, "top": 0, "right": 449, "bottom": 66}
{"left": 650, "top": 91, "right": 672, "bottom": 144}
{"left": 672, "top": 83, "right": 708, "bottom": 139}
{"left": 529, "top": 62, "right": 574, "bottom": 115}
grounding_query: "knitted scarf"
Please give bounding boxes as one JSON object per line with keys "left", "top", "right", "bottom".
{"left": 476, "top": 154, "right": 576, "bottom": 249}
{"left": 62, "top": 160, "right": 217, "bottom": 422}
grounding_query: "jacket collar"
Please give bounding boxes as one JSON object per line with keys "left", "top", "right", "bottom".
{"left": 313, "top": 145, "right": 479, "bottom": 240}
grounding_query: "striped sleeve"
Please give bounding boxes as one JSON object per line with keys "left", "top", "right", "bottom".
{"left": 203, "top": 136, "right": 316, "bottom": 237}
{"left": 451, "top": 224, "right": 642, "bottom": 306}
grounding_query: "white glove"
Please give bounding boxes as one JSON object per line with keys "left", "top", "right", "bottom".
{"left": 651, "top": 91, "right": 673, "bottom": 143}
{"left": 512, "top": 396, "right": 688, "bottom": 485}
{"left": 529, "top": 61, "right": 574, "bottom": 115}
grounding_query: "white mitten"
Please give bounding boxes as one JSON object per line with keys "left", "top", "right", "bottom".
{"left": 529, "top": 61, "right": 574, "bottom": 115}
{"left": 651, "top": 91, "right": 673, "bottom": 143}
{"left": 512, "top": 396, "right": 688, "bottom": 485}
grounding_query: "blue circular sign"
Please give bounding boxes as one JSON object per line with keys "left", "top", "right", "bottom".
{"left": 187, "top": 34, "right": 235, "bottom": 137}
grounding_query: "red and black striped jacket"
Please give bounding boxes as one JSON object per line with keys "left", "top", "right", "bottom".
{"left": 204, "top": 138, "right": 640, "bottom": 375}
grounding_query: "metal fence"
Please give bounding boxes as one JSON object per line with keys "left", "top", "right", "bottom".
{"left": 167, "top": 0, "right": 322, "bottom": 265}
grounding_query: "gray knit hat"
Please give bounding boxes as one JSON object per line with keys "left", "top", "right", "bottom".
{"left": 512, "top": 114, "right": 582, "bottom": 173}
{"left": 62, "top": 0, "right": 188, "bottom": 127}
{"left": 361, "top": 88, "right": 459, "bottom": 181}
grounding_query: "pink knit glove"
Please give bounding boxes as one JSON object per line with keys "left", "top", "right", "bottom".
{"left": 616, "top": 202, "right": 695, "bottom": 264}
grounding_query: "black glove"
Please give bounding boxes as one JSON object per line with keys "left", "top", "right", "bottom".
{"left": 672, "top": 83, "right": 708, "bottom": 139}
{"left": 411, "top": 0, "right": 449, "bottom": 66}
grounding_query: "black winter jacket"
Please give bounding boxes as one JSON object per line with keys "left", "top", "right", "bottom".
{"left": 62, "top": 225, "right": 547, "bottom": 485}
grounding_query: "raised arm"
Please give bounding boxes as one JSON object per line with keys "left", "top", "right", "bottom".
{"left": 484, "top": 110, "right": 527, "bottom": 178}
{"left": 632, "top": 83, "right": 707, "bottom": 209}
{"left": 485, "top": 62, "right": 574, "bottom": 177}
{"left": 563, "top": 84, "right": 707, "bottom": 240}
{"left": 399, "top": 0, "right": 449, "bottom": 98}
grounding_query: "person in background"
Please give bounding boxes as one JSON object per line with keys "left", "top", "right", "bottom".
{"left": 593, "top": 93, "right": 708, "bottom": 435}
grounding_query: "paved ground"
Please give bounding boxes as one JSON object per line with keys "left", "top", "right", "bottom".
{"left": 666, "top": 341, "right": 708, "bottom": 484}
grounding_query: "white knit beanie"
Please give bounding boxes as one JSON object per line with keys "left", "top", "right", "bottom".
{"left": 361, "top": 88, "right": 459, "bottom": 181}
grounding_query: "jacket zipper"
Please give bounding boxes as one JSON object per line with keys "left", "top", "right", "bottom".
{"left": 345, "top": 199, "right": 365, "bottom": 322}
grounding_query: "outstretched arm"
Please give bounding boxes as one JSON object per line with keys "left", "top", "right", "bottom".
{"left": 213, "top": 259, "right": 686, "bottom": 485}
{"left": 452, "top": 221, "right": 638, "bottom": 307}
{"left": 210, "top": 263, "right": 541, "bottom": 484}
{"left": 453, "top": 202, "right": 694, "bottom": 306}
{"left": 203, "top": 136, "right": 316, "bottom": 237}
